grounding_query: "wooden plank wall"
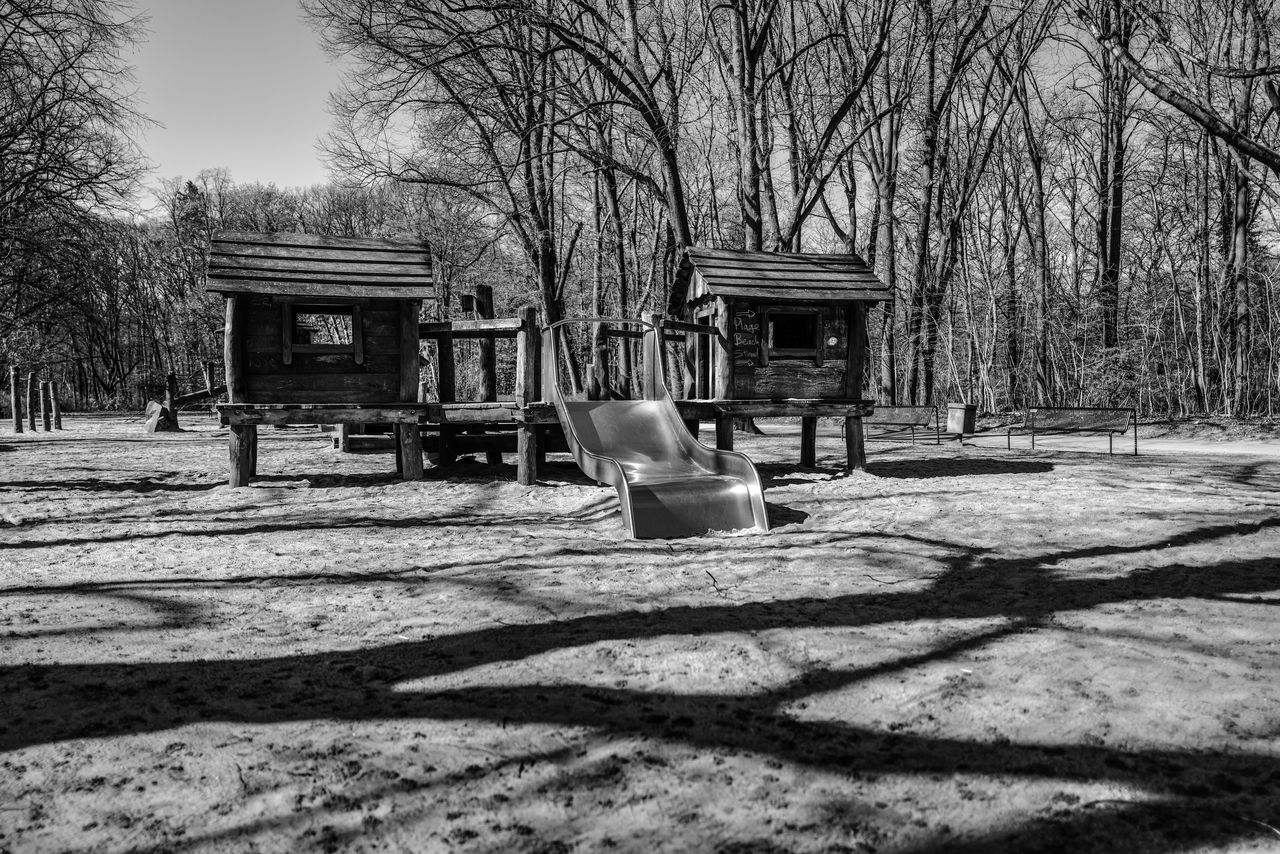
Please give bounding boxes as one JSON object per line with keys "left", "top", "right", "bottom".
{"left": 730, "top": 302, "right": 850, "bottom": 399}
{"left": 239, "top": 295, "right": 408, "bottom": 404}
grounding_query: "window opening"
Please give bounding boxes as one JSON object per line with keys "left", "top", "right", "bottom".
{"left": 768, "top": 312, "right": 820, "bottom": 359}
{"left": 282, "top": 304, "right": 364, "bottom": 365}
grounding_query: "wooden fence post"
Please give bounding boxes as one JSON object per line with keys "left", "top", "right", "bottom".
{"left": 39, "top": 381, "right": 51, "bottom": 431}
{"left": 9, "top": 366, "right": 21, "bottom": 433}
{"left": 50, "top": 380, "right": 62, "bottom": 429}
{"left": 516, "top": 305, "right": 539, "bottom": 485}
{"left": 472, "top": 285, "right": 501, "bottom": 464}
{"left": 641, "top": 311, "right": 660, "bottom": 400}
{"left": 473, "top": 285, "right": 497, "bottom": 403}
{"left": 26, "top": 372, "right": 37, "bottom": 431}
{"left": 435, "top": 323, "right": 457, "bottom": 465}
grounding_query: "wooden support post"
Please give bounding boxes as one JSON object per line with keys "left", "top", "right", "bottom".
{"left": 714, "top": 299, "right": 733, "bottom": 400}
{"left": 682, "top": 331, "right": 696, "bottom": 399}
{"left": 202, "top": 361, "right": 216, "bottom": 394}
{"left": 436, "top": 322, "right": 457, "bottom": 466}
{"left": 437, "top": 425, "right": 457, "bottom": 466}
{"left": 800, "top": 416, "right": 818, "bottom": 467}
{"left": 641, "top": 311, "right": 661, "bottom": 400}
{"left": 516, "top": 305, "right": 539, "bottom": 485}
{"left": 846, "top": 302, "right": 868, "bottom": 469}
{"left": 26, "top": 372, "right": 37, "bottom": 431}
{"left": 473, "top": 286, "right": 497, "bottom": 402}
{"left": 715, "top": 415, "right": 734, "bottom": 451}
{"left": 397, "top": 423, "right": 424, "bottom": 480}
{"left": 9, "top": 366, "right": 21, "bottom": 433}
{"left": 50, "top": 380, "right": 62, "bottom": 429}
{"left": 225, "top": 297, "right": 246, "bottom": 401}
{"left": 39, "top": 381, "right": 51, "bottom": 431}
{"left": 845, "top": 416, "right": 867, "bottom": 470}
{"left": 471, "top": 286, "right": 501, "bottom": 463}
{"left": 228, "top": 424, "right": 254, "bottom": 487}
{"left": 249, "top": 426, "right": 258, "bottom": 476}
{"left": 589, "top": 322, "right": 610, "bottom": 400}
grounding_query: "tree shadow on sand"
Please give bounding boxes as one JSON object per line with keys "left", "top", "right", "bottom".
{"left": 4, "top": 477, "right": 221, "bottom": 494}
{"left": 4, "top": 518, "right": 1280, "bottom": 850}
{"left": 868, "top": 458, "right": 1055, "bottom": 479}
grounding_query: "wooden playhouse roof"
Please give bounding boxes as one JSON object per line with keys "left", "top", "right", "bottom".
{"left": 681, "top": 247, "right": 888, "bottom": 303}
{"left": 206, "top": 231, "right": 434, "bottom": 300}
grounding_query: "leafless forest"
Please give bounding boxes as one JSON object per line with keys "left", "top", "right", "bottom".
{"left": 5, "top": 0, "right": 1280, "bottom": 416}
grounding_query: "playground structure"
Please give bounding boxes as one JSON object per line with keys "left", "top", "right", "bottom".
{"left": 208, "top": 231, "right": 435, "bottom": 486}
{"left": 205, "top": 234, "right": 889, "bottom": 523}
{"left": 673, "top": 249, "right": 889, "bottom": 467}
{"left": 545, "top": 318, "right": 768, "bottom": 538}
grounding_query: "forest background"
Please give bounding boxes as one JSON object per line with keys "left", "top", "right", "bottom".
{"left": 5, "top": 0, "right": 1280, "bottom": 417}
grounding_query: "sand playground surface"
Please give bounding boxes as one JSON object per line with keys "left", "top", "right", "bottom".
{"left": 2, "top": 413, "right": 1279, "bottom": 853}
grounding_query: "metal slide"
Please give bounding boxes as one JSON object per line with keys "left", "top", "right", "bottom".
{"left": 543, "top": 319, "right": 769, "bottom": 539}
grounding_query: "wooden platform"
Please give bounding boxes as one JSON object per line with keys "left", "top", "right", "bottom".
{"left": 216, "top": 402, "right": 557, "bottom": 486}
{"left": 674, "top": 398, "right": 874, "bottom": 468}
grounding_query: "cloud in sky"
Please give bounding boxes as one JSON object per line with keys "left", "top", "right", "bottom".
{"left": 131, "top": 0, "right": 341, "bottom": 190}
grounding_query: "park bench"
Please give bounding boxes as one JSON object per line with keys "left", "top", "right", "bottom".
{"left": 860, "top": 404, "right": 940, "bottom": 444}
{"left": 1006, "top": 406, "right": 1138, "bottom": 455}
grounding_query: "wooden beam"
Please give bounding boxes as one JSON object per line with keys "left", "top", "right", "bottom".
{"left": 714, "top": 299, "right": 733, "bottom": 399}
{"left": 218, "top": 403, "right": 431, "bottom": 426}
{"left": 399, "top": 300, "right": 419, "bottom": 402}
{"left": 516, "top": 305, "right": 540, "bottom": 485}
{"left": 225, "top": 297, "right": 245, "bottom": 403}
{"left": 473, "top": 286, "right": 497, "bottom": 410}
{"left": 419, "top": 318, "right": 523, "bottom": 338}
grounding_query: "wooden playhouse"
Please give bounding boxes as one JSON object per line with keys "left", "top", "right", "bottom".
{"left": 673, "top": 248, "right": 890, "bottom": 468}
{"left": 207, "top": 231, "right": 434, "bottom": 486}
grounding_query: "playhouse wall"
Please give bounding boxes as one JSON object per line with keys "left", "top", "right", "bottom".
{"left": 728, "top": 302, "right": 849, "bottom": 400}
{"left": 238, "top": 295, "right": 409, "bottom": 404}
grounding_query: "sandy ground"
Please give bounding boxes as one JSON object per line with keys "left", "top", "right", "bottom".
{"left": 1, "top": 413, "right": 1279, "bottom": 853}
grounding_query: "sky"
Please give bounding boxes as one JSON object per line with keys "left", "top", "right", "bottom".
{"left": 130, "top": 0, "right": 342, "bottom": 194}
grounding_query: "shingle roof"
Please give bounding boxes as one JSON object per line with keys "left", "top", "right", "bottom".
{"left": 206, "top": 231, "right": 433, "bottom": 300}
{"left": 682, "top": 247, "right": 888, "bottom": 303}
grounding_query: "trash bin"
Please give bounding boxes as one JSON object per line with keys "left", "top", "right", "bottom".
{"left": 946, "top": 403, "right": 976, "bottom": 436}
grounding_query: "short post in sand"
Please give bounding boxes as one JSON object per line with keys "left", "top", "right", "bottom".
{"left": 9, "top": 365, "right": 21, "bottom": 433}
{"left": 39, "top": 380, "right": 51, "bottom": 431}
